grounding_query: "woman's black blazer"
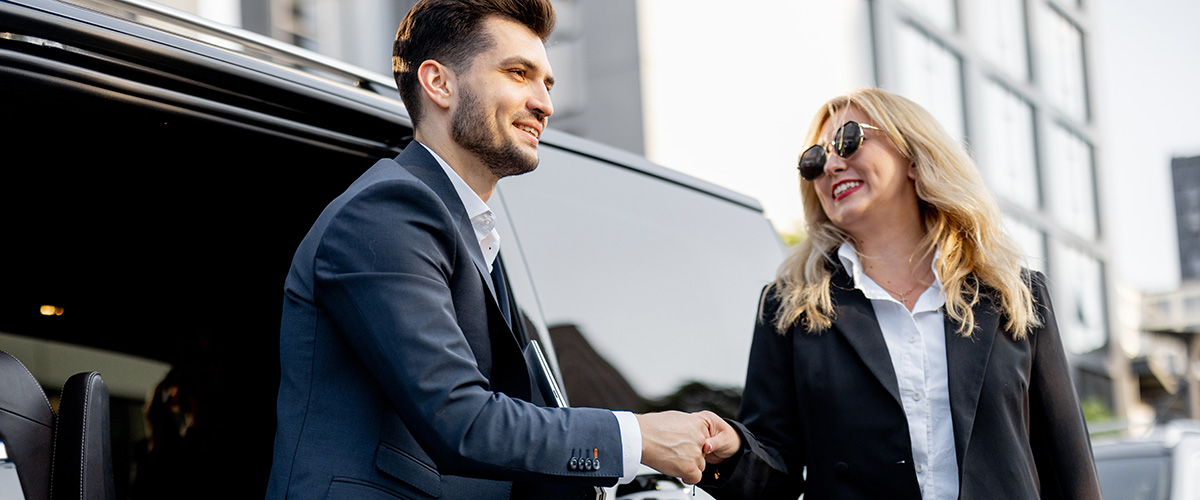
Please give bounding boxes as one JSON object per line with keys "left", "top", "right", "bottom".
{"left": 701, "top": 265, "right": 1102, "bottom": 500}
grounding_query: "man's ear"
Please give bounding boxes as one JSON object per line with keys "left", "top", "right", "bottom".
{"left": 417, "top": 60, "right": 454, "bottom": 110}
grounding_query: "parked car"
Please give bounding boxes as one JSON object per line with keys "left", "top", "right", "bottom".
{"left": 0, "top": 0, "right": 785, "bottom": 497}
{"left": 1093, "top": 421, "right": 1200, "bottom": 500}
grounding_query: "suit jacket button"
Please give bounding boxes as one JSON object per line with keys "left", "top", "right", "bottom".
{"left": 592, "top": 459, "right": 600, "bottom": 470}
{"left": 569, "top": 457, "right": 578, "bottom": 470}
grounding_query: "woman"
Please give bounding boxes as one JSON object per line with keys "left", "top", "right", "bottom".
{"left": 699, "top": 88, "right": 1102, "bottom": 499}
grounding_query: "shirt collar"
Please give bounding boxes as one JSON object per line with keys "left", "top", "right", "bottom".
{"left": 837, "top": 241, "right": 945, "bottom": 310}
{"left": 418, "top": 141, "right": 496, "bottom": 240}
{"left": 417, "top": 142, "right": 500, "bottom": 271}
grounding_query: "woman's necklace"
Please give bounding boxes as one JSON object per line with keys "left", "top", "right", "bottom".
{"left": 878, "top": 282, "right": 922, "bottom": 303}
{"left": 861, "top": 251, "right": 933, "bottom": 304}
{"left": 872, "top": 266, "right": 933, "bottom": 304}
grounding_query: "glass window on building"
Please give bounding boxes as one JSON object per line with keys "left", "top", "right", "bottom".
{"left": 973, "top": 0, "right": 1029, "bottom": 81}
{"left": 1003, "top": 215, "right": 1047, "bottom": 273}
{"left": 894, "top": 23, "right": 965, "bottom": 142}
{"left": 1050, "top": 241, "right": 1106, "bottom": 354}
{"left": 1036, "top": 3, "right": 1088, "bottom": 121}
{"left": 979, "top": 82, "right": 1039, "bottom": 209}
{"left": 1046, "top": 124, "right": 1098, "bottom": 239}
{"left": 898, "top": 0, "right": 957, "bottom": 31}
{"left": 544, "top": 0, "right": 582, "bottom": 119}
{"left": 1151, "top": 299, "right": 1172, "bottom": 319}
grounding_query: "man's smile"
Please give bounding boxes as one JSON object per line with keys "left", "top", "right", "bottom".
{"left": 514, "top": 121, "right": 542, "bottom": 143}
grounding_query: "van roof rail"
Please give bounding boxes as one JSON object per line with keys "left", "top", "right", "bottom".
{"left": 83, "top": 0, "right": 398, "bottom": 94}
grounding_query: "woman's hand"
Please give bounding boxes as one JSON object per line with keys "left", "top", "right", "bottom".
{"left": 699, "top": 411, "right": 741, "bottom": 465}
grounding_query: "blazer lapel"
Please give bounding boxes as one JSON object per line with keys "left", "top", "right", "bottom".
{"left": 829, "top": 267, "right": 904, "bottom": 408}
{"left": 394, "top": 144, "right": 515, "bottom": 340}
{"left": 827, "top": 251, "right": 1004, "bottom": 475}
{"left": 944, "top": 292, "right": 1000, "bottom": 471}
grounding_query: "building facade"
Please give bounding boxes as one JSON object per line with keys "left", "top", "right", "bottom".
{"left": 864, "top": 0, "right": 1126, "bottom": 417}
{"left": 1175, "top": 155, "right": 1200, "bottom": 281}
{"left": 1128, "top": 155, "right": 1200, "bottom": 424}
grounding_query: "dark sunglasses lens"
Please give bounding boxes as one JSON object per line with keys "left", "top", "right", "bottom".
{"left": 835, "top": 121, "right": 864, "bottom": 157}
{"left": 799, "top": 145, "right": 826, "bottom": 180}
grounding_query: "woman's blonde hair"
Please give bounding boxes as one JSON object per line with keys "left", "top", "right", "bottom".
{"left": 773, "top": 87, "right": 1039, "bottom": 338}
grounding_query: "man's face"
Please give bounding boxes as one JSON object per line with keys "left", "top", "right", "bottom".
{"left": 450, "top": 16, "right": 555, "bottom": 179}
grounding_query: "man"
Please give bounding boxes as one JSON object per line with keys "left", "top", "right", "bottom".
{"left": 265, "top": 1, "right": 719, "bottom": 498}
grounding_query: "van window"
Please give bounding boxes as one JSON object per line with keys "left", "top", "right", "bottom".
{"left": 494, "top": 144, "right": 786, "bottom": 412}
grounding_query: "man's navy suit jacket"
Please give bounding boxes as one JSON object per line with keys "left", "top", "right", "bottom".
{"left": 266, "top": 143, "right": 623, "bottom": 499}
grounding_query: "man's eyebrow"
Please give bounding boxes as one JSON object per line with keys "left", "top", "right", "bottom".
{"left": 500, "top": 56, "right": 554, "bottom": 88}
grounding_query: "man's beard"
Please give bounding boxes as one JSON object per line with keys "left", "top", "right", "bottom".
{"left": 450, "top": 88, "right": 540, "bottom": 178}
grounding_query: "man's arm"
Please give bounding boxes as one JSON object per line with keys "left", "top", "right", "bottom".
{"left": 316, "top": 175, "right": 714, "bottom": 484}
{"left": 316, "top": 177, "right": 625, "bottom": 482}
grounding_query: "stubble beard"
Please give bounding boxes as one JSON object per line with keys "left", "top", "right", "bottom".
{"left": 450, "top": 87, "right": 540, "bottom": 179}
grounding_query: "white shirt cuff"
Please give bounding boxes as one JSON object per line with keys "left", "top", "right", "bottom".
{"left": 613, "top": 411, "right": 642, "bottom": 484}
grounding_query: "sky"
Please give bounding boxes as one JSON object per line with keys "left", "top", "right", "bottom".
{"left": 636, "top": 0, "right": 1200, "bottom": 295}
{"left": 1092, "top": 0, "right": 1200, "bottom": 292}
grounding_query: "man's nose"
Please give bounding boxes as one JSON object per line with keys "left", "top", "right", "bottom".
{"left": 530, "top": 86, "right": 553, "bottom": 120}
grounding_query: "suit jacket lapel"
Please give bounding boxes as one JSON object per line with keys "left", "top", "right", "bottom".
{"left": 944, "top": 291, "right": 1000, "bottom": 472}
{"left": 828, "top": 251, "right": 1004, "bottom": 475}
{"left": 394, "top": 144, "right": 514, "bottom": 339}
{"left": 829, "top": 265, "right": 904, "bottom": 408}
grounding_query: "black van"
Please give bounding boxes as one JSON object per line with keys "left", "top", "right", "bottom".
{"left": 0, "top": 0, "right": 785, "bottom": 497}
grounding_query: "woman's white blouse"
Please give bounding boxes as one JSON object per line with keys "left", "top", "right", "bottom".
{"left": 837, "top": 242, "right": 959, "bottom": 500}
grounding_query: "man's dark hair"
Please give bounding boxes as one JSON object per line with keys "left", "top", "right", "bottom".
{"left": 392, "top": 0, "right": 555, "bottom": 128}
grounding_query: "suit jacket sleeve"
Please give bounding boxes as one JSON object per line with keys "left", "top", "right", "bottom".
{"left": 1026, "top": 271, "right": 1103, "bottom": 499}
{"left": 702, "top": 285, "right": 805, "bottom": 500}
{"left": 313, "top": 175, "right": 623, "bottom": 484}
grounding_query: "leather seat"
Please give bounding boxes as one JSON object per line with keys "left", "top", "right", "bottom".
{"left": 0, "top": 350, "right": 55, "bottom": 500}
{"left": 51, "top": 372, "right": 115, "bottom": 500}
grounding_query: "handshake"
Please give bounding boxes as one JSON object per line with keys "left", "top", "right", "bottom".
{"left": 635, "top": 410, "right": 742, "bottom": 485}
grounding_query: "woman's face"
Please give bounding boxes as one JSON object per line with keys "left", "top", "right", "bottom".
{"left": 811, "top": 106, "right": 919, "bottom": 237}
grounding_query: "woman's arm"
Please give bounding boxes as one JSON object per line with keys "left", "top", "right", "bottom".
{"left": 1026, "top": 272, "right": 1103, "bottom": 499}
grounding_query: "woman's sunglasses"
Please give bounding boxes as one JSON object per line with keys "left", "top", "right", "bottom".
{"left": 797, "top": 121, "right": 882, "bottom": 181}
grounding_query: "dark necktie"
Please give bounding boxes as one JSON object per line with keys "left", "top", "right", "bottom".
{"left": 490, "top": 255, "right": 513, "bottom": 330}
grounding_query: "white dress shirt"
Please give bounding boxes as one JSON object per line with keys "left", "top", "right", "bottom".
{"left": 421, "top": 143, "right": 501, "bottom": 271}
{"left": 837, "top": 242, "right": 959, "bottom": 500}
{"left": 419, "top": 142, "right": 642, "bottom": 484}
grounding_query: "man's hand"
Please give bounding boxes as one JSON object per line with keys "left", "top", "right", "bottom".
{"left": 635, "top": 411, "right": 710, "bottom": 484}
{"left": 701, "top": 413, "right": 741, "bottom": 465}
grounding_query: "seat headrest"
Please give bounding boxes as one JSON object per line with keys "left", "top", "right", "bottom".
{"left": 0, "top": 351, "right": 53, "bottom": 427}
